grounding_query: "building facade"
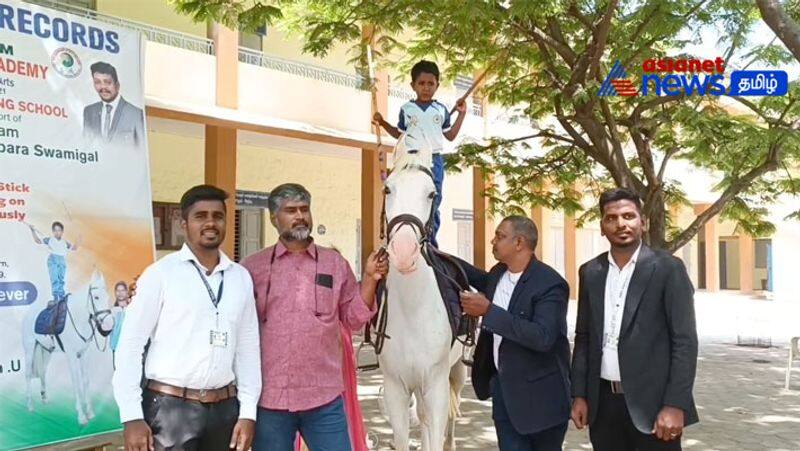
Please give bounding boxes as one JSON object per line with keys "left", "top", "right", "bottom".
{"left": 32, "top": 0, "right": 800, "bottom": 302}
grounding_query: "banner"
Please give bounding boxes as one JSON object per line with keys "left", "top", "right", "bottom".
{"left": 0, "top": 1, "right": 154, "bottom": 449}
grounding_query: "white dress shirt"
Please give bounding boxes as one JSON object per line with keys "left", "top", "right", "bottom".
{"left": 100, "top": 95, "right": 121, "bottom": 137}
{"left": 601, "top": 244, "right": 642, "bottom": 381}
{"left": 492, "top": 270, "right": 522, "bottom": 370}
{"left": 112, "top": 244, "right": 261, "bottom": 423}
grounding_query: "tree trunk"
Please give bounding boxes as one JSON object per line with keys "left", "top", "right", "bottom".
{"left": 647, "top": 191, "right": 668, "bottom": 251}
{"left": 757, "top": 0, "right": 800, "bottom": 63}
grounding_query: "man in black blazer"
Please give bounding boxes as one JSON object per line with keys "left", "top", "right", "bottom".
{"left": 570, "top": 188, "right": 699, "bottom": 451}
{"left": 458, "top": 215, "right": 571, "bottom": 450}
{"left": 83, "top": 62, "right": 145, "bottom": 149}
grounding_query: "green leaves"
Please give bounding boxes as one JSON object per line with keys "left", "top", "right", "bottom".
{"left": 171, "top": 0, "right": 283, "bottom": 31}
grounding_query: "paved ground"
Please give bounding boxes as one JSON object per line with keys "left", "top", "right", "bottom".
{"left": 76, "top": 292, "right": 800, "bottom": 450}
{"left": 356, "top": 292, "right": 800, "bottom": 451}
{"left": 358, "top": 343, "right": 800, "bottom": 451}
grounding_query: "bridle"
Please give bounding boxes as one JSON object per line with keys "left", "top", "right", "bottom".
{"left": 363, "top": 164, "right": 478, "bottom": 364}
{"left": 380, "top": 164, "right": 437, "bottom": 245}
{"left": 65, "top": 284, "right": 113, "bottom": 352}
{"left": 87, "top": 285, "right": 114, "bottom": 338}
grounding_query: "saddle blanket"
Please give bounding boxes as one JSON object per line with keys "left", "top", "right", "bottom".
{"left": 34, "top": 299, "right": 68, "bottom": 335}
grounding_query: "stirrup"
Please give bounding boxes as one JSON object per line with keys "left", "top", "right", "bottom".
{"left": 356, "top": 341, "right": 379, "bottom": 372}
{"left": 461, "top": 345, "right": 475, "bottom": 367}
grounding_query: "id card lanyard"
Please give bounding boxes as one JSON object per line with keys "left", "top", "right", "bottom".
{"left": 191, "top": 261, "right": 225, "bottom": 331}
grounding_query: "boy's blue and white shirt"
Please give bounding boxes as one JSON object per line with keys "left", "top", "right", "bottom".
{"left": 397, "top": 100, "right": 451, "bottom": 154}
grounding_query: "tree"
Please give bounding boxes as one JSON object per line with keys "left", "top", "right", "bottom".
{"left": 174, "top": 0, "right": 800, "bottom": 252}
{"left": 757, "top": 0, "right": 800, "bottom": 62}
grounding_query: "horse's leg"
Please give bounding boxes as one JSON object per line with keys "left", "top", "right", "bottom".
{"left": 24, "top": 341, "right": 35, "bottom": 411}
{"left": 445, "top": 360, "right": 467, "bottom": 451}
{"left": 383, "top": 376, "right": 412, "bottom": 451}
{"left": 79, "top": 354, "right": 95, "bottom": 420}
{"left": 66, "top": 352, "right": 88, "bottom": 426}
{"left": 40, "top": 346, "right": 51, "bottom": 404}
{"left": 419, "top": 370, "right": 450, "bottom": 451}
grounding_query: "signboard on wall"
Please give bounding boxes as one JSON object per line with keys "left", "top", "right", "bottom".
{"left": 236, "top": 190, "right": 270, "bottom": 209}
{"left": 0, "top": 1, "right": 154, "bottom": 448}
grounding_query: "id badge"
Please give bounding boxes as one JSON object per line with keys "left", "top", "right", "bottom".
{"left": 210, "top": 330, "right": 228, "bottom": 348}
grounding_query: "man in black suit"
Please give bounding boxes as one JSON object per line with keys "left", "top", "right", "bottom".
{"left": 83, "top": 61, "right": 145, "bottom": 149}
{"left": 570, "top": 188, "right": 699, "bottom": 451}
{"left": 458, "top": 215, "right": 571, "bottom": 450}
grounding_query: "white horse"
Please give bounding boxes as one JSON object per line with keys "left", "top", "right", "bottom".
{"left": 379, "top": 154, "right": 468, "bottom": 451}
{"left": 21, "top": 269, "right": 113, "bottom": 426}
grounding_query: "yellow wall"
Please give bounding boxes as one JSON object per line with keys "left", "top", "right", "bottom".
{"left": 236, "top": 137, "right": 362, "bottom": 268}
{"left": 96, "top": 0, "right": 207, "bottom": 37}
{"left": 147, "top": 127, "right": 205, "bottom": 203}
{"left": 720, "top": 237, "right": 741, "bottom": 290}
{"left": 146, "top": 123, "right": 205, "bottom": 260}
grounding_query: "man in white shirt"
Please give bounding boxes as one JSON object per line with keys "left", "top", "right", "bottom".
{"left": 456, "top": 216, "right": 571, "bottom": 450}
{"left": 82, "top": 62, "right": 145, "bottom": 149}
{"left": 113, "top": 185, "right": 261, "bottom": 451}
{"left": 571, "top": 188, "right": 698, "bottom": 451}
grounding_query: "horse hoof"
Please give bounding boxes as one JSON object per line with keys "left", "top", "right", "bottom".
{"left": 86, "top": 410, "right": 96, "bottom": 421}
{"left": 26, "top": 402, "right": 34, "bottom": 412}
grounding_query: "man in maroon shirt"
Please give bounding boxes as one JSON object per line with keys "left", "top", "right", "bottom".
{"left": 242, "top": 183, "right": 388, "bottom": 451}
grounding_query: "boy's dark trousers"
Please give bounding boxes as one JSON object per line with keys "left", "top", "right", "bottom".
{"left": 431, "top": 153, "right": 444, "bottom": 248}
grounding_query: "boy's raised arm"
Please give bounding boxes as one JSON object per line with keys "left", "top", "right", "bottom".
{"left": 444, "top": 99, "right": 467, "bottom": 141}
{"left": 373, "top": 112, "right": 402, "bottom": 139}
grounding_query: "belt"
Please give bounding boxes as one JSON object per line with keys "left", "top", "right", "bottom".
{"left": 602, "top": 379, "right": 624, "bottom": 394}
{"left": 147, "top": 380, "right": 237, "bottom": 404}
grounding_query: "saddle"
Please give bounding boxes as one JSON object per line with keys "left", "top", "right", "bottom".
{"left": 35, "top": 297, "right": 69, "bottom": 336}
{"left": 420, "top": 244, "right": 473, "bottom": 339}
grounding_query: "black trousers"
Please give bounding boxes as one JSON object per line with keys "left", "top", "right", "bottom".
{"left": 143, "top": 389, "right": 239, "bottom": 451}
{"left": 589, "top": 381, "right": 681, "bottom": 451}
{"left": 491, "top": 377, "right": 568, "bottom": 451}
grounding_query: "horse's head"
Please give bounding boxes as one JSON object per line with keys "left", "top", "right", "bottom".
{"left": 87, "top": 269, "right": 114, "bottom": 335}
{"left": 384, "top": 157, "right": 437, "bottom": 273}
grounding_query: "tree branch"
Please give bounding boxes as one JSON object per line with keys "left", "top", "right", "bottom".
{"left": 588, "top": 0, "right": 619, "bottom": 80}
{"left": 729, "top": 96, "right": 783, "bottom": 125}
{"left": 568, "top": 1, "right": 593, "bottom": 29}
{"left": 756, "top": 0, "right": 800, "bottom": 63}
{"left": 628, "top": 3, "right": 661, "bottom": 44}
{"left": 510, "top": 20, "right": 577, "bottom": 66}
{"left": 622, "top": 0, "right": 711, "bottom": 67}
{"left": 667, "top": 141, "right": 783, "bottom": 252}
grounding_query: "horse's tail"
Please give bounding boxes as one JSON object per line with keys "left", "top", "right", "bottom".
{"left": 31, "top": 342, "right": 51, "bottom": 380}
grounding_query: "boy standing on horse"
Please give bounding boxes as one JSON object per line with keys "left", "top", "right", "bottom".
{"left": 373, "top": 60, "right": 467, "bottom": 248}
{"left": 28, "top": 221, "right": 81, "bottom": 302}
{"left": 241, "top": 183, "right": 388, "bottom": 451}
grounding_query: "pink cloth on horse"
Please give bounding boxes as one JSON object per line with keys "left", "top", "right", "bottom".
{"left": 294, "top": 324, "right": 368, "bottom": 451}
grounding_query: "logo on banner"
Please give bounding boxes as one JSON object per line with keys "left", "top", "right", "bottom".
{"left": 50, "top": 47, "right": 82, "bottom": 78}
{"left": 598, "top": 60, "right": 639, "bottom": 97}
{"left": 598, "top": 58, "right": 788, "bottom": 97}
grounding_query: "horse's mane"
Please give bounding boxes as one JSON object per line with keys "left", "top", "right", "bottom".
{"left": 390, "top": 131, "right": 432, "bottom": 177}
